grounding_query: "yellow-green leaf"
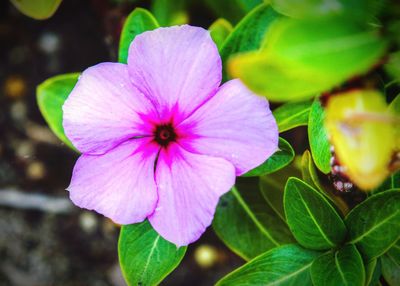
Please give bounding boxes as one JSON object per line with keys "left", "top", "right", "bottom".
{"left": 209, "top": 18, "right": 233, "bottom": 50}
{"left": 36, "top": 73, "right": 79, "bottom": 151}
{"left": 10, "top": 0, "right": 62, "bottom": 20}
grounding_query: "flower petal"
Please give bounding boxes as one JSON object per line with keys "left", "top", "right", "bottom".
{"left": 178, "top": 79, "right": 279, "bottom": 175}
{"left": 149, "top": 144, "right": 235, "bottom": 246}
{"left": 63, "top": 62, "right": 157, "bottom": 154}
{"left": 67, "top": 138, "right": 158, "bottom": 225}
{"left": 127, "top": 25, "right": 221, "bottom": 122}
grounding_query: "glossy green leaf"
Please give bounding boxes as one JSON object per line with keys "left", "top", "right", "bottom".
{"left": 220, "top": 3, "right": 280, "bottom": 81}
{"left": 301, "top": 150, "right": 325, "bottom": 193}
{"left": 243, "top": 137, "right": 294, "bottom": 177}
{"left": 213, "top": 178, "right": 294, "bottom": 261}
{"left": 259, "top": 162, "right": 302, "bottom": 222}
{"left": 301, "top": 150, "right": 349, "bottom": 215}
{"left": 273, "top": 100, "right": 312, "bottom": 132}
{"left": 118, "top": 221, "right": 186, "bottom": 286}
{"left": 308, "top": 99, "right": 331, "bottom": 174}
{"left": 205, "top": 0, "right": 262, "bottom": 24}
{"left": 345, "top": 189, "right": 400, "bottom": 261}
{"left": 10, "top": 0, "right": 62, "bottom": 20}
{"left": 119, "top": 8, "right": 159, "bottom": 64}
{"left": 209, "top": 18, "right": 233, "bottom": 50}
{"left": 230, "top": 16, "right": 387, "bottom": 101}
{"left": 311, "top": 244, "right": 365, "bottom": 286}
{"left": 365, "top": 258, "right": 381, "bottom": 286}
{"left": 381, "top": 241, "right": 400, "bottom": 286}
{"left": 37, "top": 73, "right": 79, "bottom": 151}
{"left": 284, "top": 177, "right": 347, "bottom": 250}
{"left": 151, "top": 0, "right": 188, "bottom": 26}
{"left": 216, "top": 244, "right": 319, "bottom": 286}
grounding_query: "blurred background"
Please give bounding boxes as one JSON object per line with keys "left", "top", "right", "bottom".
{"left": 0, "top": 0, "right": 245, "bottom": 285}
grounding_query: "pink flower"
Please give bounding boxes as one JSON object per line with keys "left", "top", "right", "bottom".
{"left": 63, "top": 25, "right": 278, "bottom": 246}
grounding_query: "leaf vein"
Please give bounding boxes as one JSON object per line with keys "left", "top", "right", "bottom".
{"left": 232, "top": 187, "right": 280, "bottom": 246}
{"left": 350, "top": 210, "right": 399, "bottom": 244}
{"left": 267, "top": 262, "right": 313, "bottom": 285}
{"left": 297, "top": 189, "right": 336, "bottom": 247}
{"left": 139, "top": 235, "right": 160, "bottom": 282}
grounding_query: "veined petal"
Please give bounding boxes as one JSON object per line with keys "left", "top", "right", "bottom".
{"left": 127, "top": 25, "right": 222, "bottom": 122}
{"left": 67, "top": 138, "right": 158, "bottom": 225}
{"left": 178, "top": 79, "right": 279, "bottom": 175}
{"left": 63, "top": 63, "right": 157, "bottom": 155}
{"left": 149, "top": 143, "right": 235, "bottom": 246}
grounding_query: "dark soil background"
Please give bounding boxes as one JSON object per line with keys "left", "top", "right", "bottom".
{"left": 0, "top": 1, "right": 243, "bottom": 285}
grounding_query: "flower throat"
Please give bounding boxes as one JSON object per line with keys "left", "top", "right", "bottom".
{"left": 154, "top": 123, "right": 177, "bottom": 147}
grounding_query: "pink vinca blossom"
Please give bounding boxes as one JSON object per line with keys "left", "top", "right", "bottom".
{"left": 63, "top": 25, "right": 278, "bottom": 246}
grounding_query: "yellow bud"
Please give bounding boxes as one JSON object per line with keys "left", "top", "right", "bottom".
{"left": 325, "top": 90, "right": 395, "bottom": 190}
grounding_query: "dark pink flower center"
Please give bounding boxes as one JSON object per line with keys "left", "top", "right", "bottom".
{"left": 154, "top": 123, "right": 177, "bottom": 147}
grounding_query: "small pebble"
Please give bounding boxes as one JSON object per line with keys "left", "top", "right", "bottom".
{"left": 38, "top": 32, "right": 60, "bottom": 54}
{"left": 10, "top": 101, "right": 27, "bottom": 122}
{"left": 4, "top": 75, "right": 26, "bottom": 99}
{"left": 26, "top": 161, "right": 46, "bottom": 180}
{"left": 79, "top": 212, "right": 98, "bottom": 234}
{"left": 16, "top": 140, "right": 35, "bottom": 159}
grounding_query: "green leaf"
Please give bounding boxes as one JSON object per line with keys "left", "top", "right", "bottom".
{"left": 229, "top": 16, "right": 387, "bottom": 101}
{"left": 389, "top": 94, "right": 400, "bottom": 149}
{"left": 264, "top": 16, "right": 387, "bottom": 92}
{"left": 381, "top": 241, "right": 400, "bottom": 286}
{"left": 260, "top": 162, "right": 302, "bottom": 222}
{"left": 37, "top": 73, "right": 79, "bottom": 151}
{"left": 389, "top": 93, "right": 400, "bottom": 114}
{"left": 273, "top": 100, "right": 312, "bottom": 132}
{"left": 372, "top": 171, "right": 400, "bottom": 194}
{"left": 216, "top": 244, "right": 319, "bottom": 286}
{"left": 308, "top": 99, "right": 331, "bottom": 174}
{"left": 310, "top": 244, "right": 365, "bottom": 286}
{"left": 365, "top": 258, "right": 382, "bottom": 286}
{"left": 10, "top": 0, "right": 62, "bottom": 20}
{"left": 270, "top": 0, "right": 384, "bottom": 20}
{"left": 118, "top": 221, "right": 186, "bottom": 286}
{"left": 151, "top": 0, "right": 188, "bottom": 26}
{"left": 213, "top": 178, "right": 294, "bottom": 261}
{"left": 242, "top": 138, "right": 294, "bottom": 177}
{"left": 385, "top": 51, "right": 400, "bottom": 82}
{"left": 205, "top": 0, "right": 262, "bottom": 24}
{"left": 118, "top": 8, "right": 159, "bottom": 64}
{"left": 300, "top": 150, "right": 325, "bottom": 193}
{"left": 209, "top": 18, "right": 233, "bottom": 50}
{"left": 284, "top": 177, "right": 347, "bottom": 250}
{"left": 271, "top": 0, "right": 342, "bottom": 19}
{"left": 301, "top": 150, "right": 349, "bottom": 215}
{"left": 345, "top": 189, "right": 400, "bottom": 261}
{"left": 220, "top": 3, "right": 280, "bottom": 81}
